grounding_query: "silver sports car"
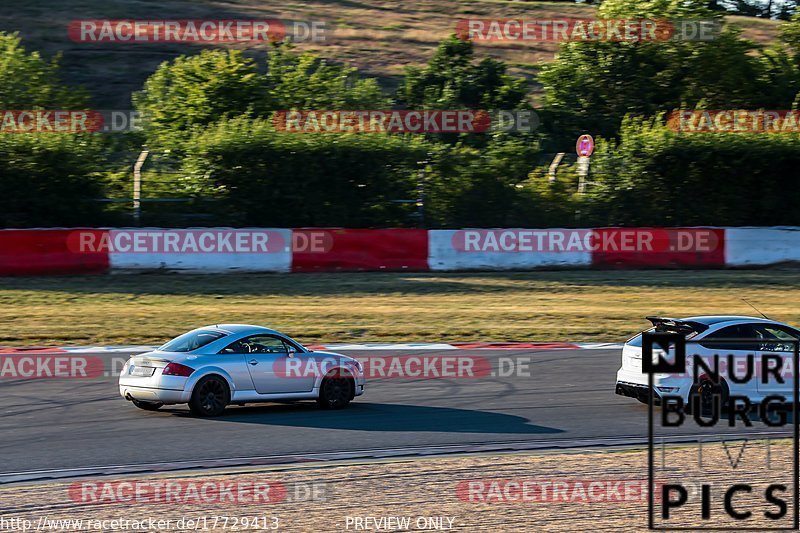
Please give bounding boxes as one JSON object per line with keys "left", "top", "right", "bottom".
{"left": 119, "top": 324, "right": 365, "bottom": 416}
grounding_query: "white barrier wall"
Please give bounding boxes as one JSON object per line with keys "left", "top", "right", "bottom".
{"left": 107, "top": 228, "right": 292, "bottom": 272}
{"left": 725, "top": 227, "right": 800, "bottom": 267}
{"left": 428, "top": 229, "right": 592, "bottom": 271}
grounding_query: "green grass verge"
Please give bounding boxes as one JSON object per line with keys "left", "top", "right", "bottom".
{"left": 2, "top": 270, "right": 800, "bottom": 346}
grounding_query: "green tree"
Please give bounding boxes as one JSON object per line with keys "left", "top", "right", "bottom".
{"left": 781, "top": 12, "right": 800, "bottom": 52}
{"left": 135, "top": 45, "right": 390, "bottom": 149}
{"left": 0, "top": 32, "right": 87, "bottom": 108}
{"left": 758, "top": 14, "right": 800, "bottom": 108}
{"left": 265, "top": 46, "right": 388, "bottom": 109}
{"left": 133, "top": 49, "right": 266, "bottom": 147}
{"left": 538, "top": 0, "right": 790, "bottom": 144}
{"left": 397, "top": 35, "right": 528, "bottom": 110}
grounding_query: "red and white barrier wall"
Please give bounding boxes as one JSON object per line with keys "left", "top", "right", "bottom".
{"left": 0, "top": 229, "right": 108, "bottom": 275}
{"left": 292, "top": 229, "right": 428, "bottom": 272}
{"left": 0, "top": 226, "right": 795, "bottom": 274}
{"left": 724, "top": 227, "right": 800, "bottom": 267}
{"left": 428, "top": 229, "right": 590, "bottom": 270}
{"left": 106, "top": 228, "right": 293, "bottom": 273}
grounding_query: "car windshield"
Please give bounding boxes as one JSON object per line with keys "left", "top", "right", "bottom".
{"left": 159, "top": 330, "right": 227, "bottom": 352}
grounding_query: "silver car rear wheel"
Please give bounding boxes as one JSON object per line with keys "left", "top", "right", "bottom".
{"left": 189, "top": 376, "right": 230, "bottom": 417}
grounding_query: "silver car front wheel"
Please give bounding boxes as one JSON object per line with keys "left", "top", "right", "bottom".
{"left": 317, "top": 370, "right": 354, "bottom": 410}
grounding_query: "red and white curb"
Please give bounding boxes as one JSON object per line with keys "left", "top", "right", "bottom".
{"left": 0, "top": 342, "right": 623, "bottom": 354}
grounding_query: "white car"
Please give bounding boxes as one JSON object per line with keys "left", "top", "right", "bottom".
{"left": 616, "top": 316, "right": 798, "bottom": 409}
{"left": 119, "top": 324, "right": 365, "bottom": 416}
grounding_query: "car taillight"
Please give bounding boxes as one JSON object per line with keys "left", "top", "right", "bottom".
{"left": 162, "top": 362, "right": 194, "bottom": 377}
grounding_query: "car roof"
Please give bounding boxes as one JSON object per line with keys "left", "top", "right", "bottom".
{"left": 680, "top": 316, "right": 800, "bottom": 333}
{"left": 197, "top": 324, "right": 281, "bottom": 335}
{"left": 681, "top": 315, "right": 775, "bottom": 326}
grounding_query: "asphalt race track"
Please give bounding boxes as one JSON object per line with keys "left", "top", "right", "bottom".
{"left": 0, "top": 348, "right": 789, "bottom": 481}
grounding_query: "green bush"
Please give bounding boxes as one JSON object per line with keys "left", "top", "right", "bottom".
{"left": 181, "top": 117, "right": 430, "bottom": 227}
{"left": 587, "top": 116, "right": 800, "bottom": 226}
{"left": 0, "top": 32, "right": 108, "bottom": 228}
{"left": 424, "top": 136, "right": 544, "bottom": 227}
{"left": 0, "top": 134, "right": 108, "bottom": 227}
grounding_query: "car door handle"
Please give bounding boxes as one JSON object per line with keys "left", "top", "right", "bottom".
{"left": 249, "top": 359, "right": 259, "bottom": 366}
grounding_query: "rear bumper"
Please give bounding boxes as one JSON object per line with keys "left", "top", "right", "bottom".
{"left": 119, "top": 366, "right": 192, "bottom": 404}
{"left": 120, "top": 384, "right": 188, "bottom": 404}
{"left": 615, "top": 381, "right": 661, "bottom": 405}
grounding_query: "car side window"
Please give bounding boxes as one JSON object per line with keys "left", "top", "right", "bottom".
{"left": 219, "top": 335, "right": 290, "bottom": 354}
{"left": 699, "top": 324, "right": 759, "bottom": 351}
{"left": 753, "top": 324, "right": 799, "bottom": 353}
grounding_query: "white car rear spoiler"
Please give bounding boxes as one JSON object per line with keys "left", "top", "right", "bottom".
{"left": 645, "top": 316, "right": 709, "bottom": 334}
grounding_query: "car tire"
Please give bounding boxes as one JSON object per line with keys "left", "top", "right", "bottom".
{"left": 688, "top": 378, "right": 729, "bottom": 416}
{"left": 131, "top": 399, "right": 163, "bottom": 411}
{"left": 317, "top": 370, "right": 354, "bottom": 410}
{"left": 189, "top": 375, "right": 230, "bottom": 417}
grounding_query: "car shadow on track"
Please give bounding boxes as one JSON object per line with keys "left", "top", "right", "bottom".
{"left": 163, "top": 402, "right": 564, "bottom": 434}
